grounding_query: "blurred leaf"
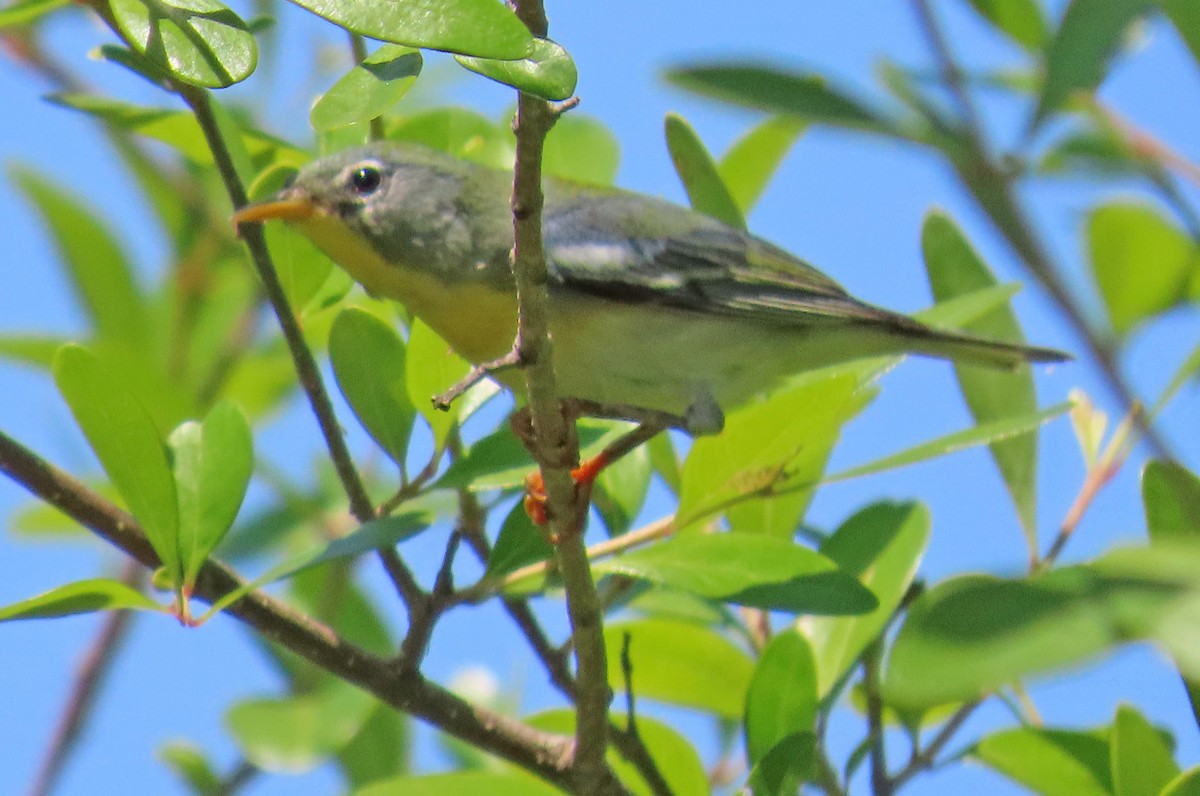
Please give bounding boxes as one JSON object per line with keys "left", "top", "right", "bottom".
{"left": 53, "top": 345, "right": 180, "bottom": 582}
{"left": 604, "top": 618, "right": 753, "bottom": 718}
{"left": 355, "top": 772, "right": 562, "bottom": 796}
{"left": 1163, "top": 769, "right": 1200, "bottom": 796}
{"left": 718, "top": 116, "right": 806, "bottom": 215}
{"left": 1153, "top": 344, "right": 1200, "bottom": 418}
{"left": 227, "top": 683, "right": 375, "bottom": 772}
{"left": 48, "top": 93, "right": 305, "bottom": 168}
{"left": 0, "top": 578, "right": 163, "bottom": 621}
{"left": 744, "top": 629, "right": 817, "bottom": 765}
{"left": 330, "top": 308, "right": 415, "bottom": 466}
{"left": 1040, "top": 128, "right": 1140, "bottom": 177}
{"left": 0, "top": 0, "right": 67, "bottom": 27}
{"left": 678, "top": 373, "right": 868, "bottom": 526}
{"left": 0, "top": 336, "right": 67, "bottom": 369}
{"left": 970, "top": 728, "right": 1113, "bottom": 796}
{"left": 593, "top": 441, "right": 651, "bottom": 536}
{"left": 311, "top": 45, "right": 422, "bottom": 132}
{"left": 664, "top": 113, "right": 745, "bottom": 228}
{"left": 1070, "top": 390, "right": 1107, "bottom": 469}
{"left": 203, "top": 512, "right": 428, "bottom": 618}
{"left": 108, "top": 0, "right": 256, "bottom": 88}
{"left": 806, "top": 502, "right": 930, "bottom": 696}
{"left": 406, "top": 319, "right": 470, "bottom": 451}
{"left": 592, "top": 534, "right": 876, "bottom": 614}
{"left": 159, "top": 741, "right": 222, "bottom": 795}
{"left": 884, "top": 545, "right": 1200, "bottom": 708}
{"left": 666, "top": 63, "right": 898, "bottom": 135}
{"left": 1112, "top": 703, "right": 1178, "bottom": 796}
{"left": 456, "top": 38, "right": 577, "bottom": 101}
{"left": 1032, "top": 0, "right": 1154, "bottom": 129}
{"left": 543, "top": 115, "right": 619, "bottom": 185}
{"left": 528, "top": 710, "right": 707, "bottom": 796}
{"left": 1163, "top": 0, "right": 1200, "bottom": 67}
{"left": 168, "top": 401, "right": 253, "bottom": 590}
{"left": 646, "top": 433, "right": 681, "bottom": 494}
{"left": 436, "top": 422, "right": 613, "bottom": 492}
{"left": 12, "top": 166, "right": 150, "bottom": 351}
{"left": 484, "top": 501, "right": 552, "bottom": 579}
{"left": 746, "top": 733, "right": 815, "bottom": 796}
{"left": 726, "top": 490, "right": 809, "bottom": 538}
{"left": 339, "top": 703, "right": 409, "bottom": 788}
{"left": 964, "top": 0, "right": 1048, "bottom": 50}
{"left": 1088, "top": 202, "right": 1199, "bottom": 337}
{"left": 282, "top": 0, "right": 531, "bottom": 59}
{"left": 826, "top": 402, "right": 1068, "bottom": 483}
{"left": 922, "top": 212, "right": 1042, "bottom": 544}
{"left": 1144, "top": 460, "right": 1200, "bottom": 543}
{"left": 386, "top": 108, "right": 513, "bottom": 168}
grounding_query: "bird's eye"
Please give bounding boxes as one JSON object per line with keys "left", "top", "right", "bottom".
{"left": 350, "top": 165, "right": 382, "bottom": 196}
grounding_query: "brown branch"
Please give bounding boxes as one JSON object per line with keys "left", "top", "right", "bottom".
{"left": 0, "top": 428, "right": 578, "bottom": 789}
{"left": 28, "top": 561, "right": 142, "bottom": 796}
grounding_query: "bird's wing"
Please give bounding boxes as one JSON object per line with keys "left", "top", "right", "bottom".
{"left": 544, "top": 194, "right": 906, "bottom": 328}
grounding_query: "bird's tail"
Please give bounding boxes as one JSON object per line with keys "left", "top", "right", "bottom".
{"left": 894, "top": 322, "right": 1070, "bottom": 370}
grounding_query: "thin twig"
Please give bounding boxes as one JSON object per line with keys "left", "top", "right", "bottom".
{"left": 434, "top": 348, "right": 524, "bottom": 411}
{"left": 28, "top": 562, "right": 142, "bottom": 796}
{"left": 863, "top": 644, "right": 890, "bottom": 796}
{"left": 888, "top": 701, "right": 978, "bottom": 792}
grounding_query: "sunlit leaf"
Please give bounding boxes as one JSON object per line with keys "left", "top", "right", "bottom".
{"left": 108, "top": 0, "right": 256, "bottom": 88}
{"left": 405, "top": 319, "right": 470, "bottom": 451}
{"left": 664, "top": 113, "right": 745, "bottom": 229}
{"left": 355, "top": 771, "right": 562, "bottom": 796}
{"left": 311, "top": 45, "right": 423, "bottom": 132}
{"left": 456, "top": 38, "right": 577, "bottom": 101}
{"left": 543, "top": 115, "right": 619, "bottom": 185}
{"left": 744, "top": 629, "right": 817, "bottom": 765}
{"left": 227, "top": 683, "right": 375, "bottom": 772}
{"left": 971, "top": 727, "right": 1113, "bottom": 796}
{"left": 0, "top": 578, "right": 163, "bottom": 621}
{"left": 0, "top": 0, "right": 68, "bottom": 28}
{"left": 386, "top": 108, "right": 513, "bottom": 168}
{"left": 718, "top": 116, "right": 806, "bottom": 215}
{"left": 963, "top": 0, "right": 1049, "bottom": 50}
{"left": 1112, "top": 703, "right": 1179, "bottom": 796}
{"left": 159, "top": 741, "right": 223, "bottom": 795}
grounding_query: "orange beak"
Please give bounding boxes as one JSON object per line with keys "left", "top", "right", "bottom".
{"left": 231, "top": 196, "right": 317, "bottom": 230}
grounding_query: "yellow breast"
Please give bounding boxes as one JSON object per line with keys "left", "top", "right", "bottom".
{"left": 295, "top": 215, "right": 518, "bottom": 364}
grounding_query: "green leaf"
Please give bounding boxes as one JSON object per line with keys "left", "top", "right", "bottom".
{"left": 436, "top": 422, "right": 614, "bottom": 492}
{"left": 806, "top": 502, "right": 931, "bottom": 696}
{"left": 718, "top": 116, "right": 806, "bottom": 215}
{"left": 826, "top": 402, "right": 1069, "bottom": 483}
{"left": 0, "top": 335, "right": 67, "bottom": 369}
{"left": 922, "top": 212, "right": 1043, "bottom": 544}
{"left": 744, "top": 630, "right": 817, "bottom": 766}
{"left": 665, "top": 63, "right": 898, "bottom": 135}
{"left": 251, "top": 168, "right": 337, "bottom": 314}
{"left": 970, "top": 728, "right": 1113, "bottom": 796}
{"left": 1032, "top": 0, "right": 1155, "bottom": 129}
{"left": 330, "top": 308, "right": 416, "bottom": 466}
{"left": 1162, "top": 768, "right": 1200, "bottom": 796}
{"left": 592, "top": 534, "right": 876, "bottom": 615}
{"left": 159, "top": 741, "right": 223, "bottom": 795}
{"left": 527, "top": 710, "right": 707, "bottom": 796}
{"left": 725, "top": 490, "right": 810, "bottom": 538}
{"left": 12, "top": 167, "right": 150, "bottom": 351}
{"left": 543, "top": 115, "right": 619, "bottom": 185}
{"left": 964, "top": 0, "right": 1049, "bottom": 50}
{"left": 202, "top": 512, "right": 428, "bottom": 618}
{"left": 168, "top": 401, "right": 253, "bottom": 590}
{"left": 664, "top": 113, "right": 745, "bottom": 229}
{"left": 311, "top": 45, "right": 423, "bottom": 132}
{"left": 1144, "top": 460, "right": 1200, "bottom": 542}
{"left": 53, "top": 345, "right": 180, "bottom": 582}
{"left": 484, "top": 502, "right": 552, "bottom": 579}
{"left": 226, "top": 683, "right": 376, "bottom": 772}
{"left": 746, "top": 733, "right": 815, "bottom": 796}
{"left": 355, "top": 772, "right": 563, "bottom": 796}
{"left": 338, "top": 703, "right": 409, "bottom": 788}
{"left": 282, "top": 0, "right": 531, "bottom": 60}
{"left": 1163, "top": 0, "right": 1200, "bottom": 68}
{"left": 386, "top": 108, "right": 513, "bottom": 168}
{"left": 456, "top": 38, "right": 577, "bottom": 101}
{"left": 604, "top": 618, "right": 754, "bottom": 718}
{"left": 1112, "top": 703, "right": 1179, "bottom": 796}
{"left": 406, "top": 319, "right": 470, "bottom": 450}
{"left": 592, "top": 441, "right": 651, "bottom": 536}
{"left": 883, "top": 545, "right": 1200, "bottom": 708}
{"left": 108, "top": 0, "right": 256, "bottom": 88}
{"left": 0, "top": 578, "right": 163, "bottom": 621}
{"left": 1087, "top": 202, "right": 1199, "bottom": 337}
{"left": 0, "top": 0, "right": 68, "bottom": 28}
{"left": 678, "top": 373, "right": 869, "bottom": 527}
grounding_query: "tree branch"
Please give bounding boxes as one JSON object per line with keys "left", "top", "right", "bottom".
{"left": 0, "top": 428, "right": 579, "bottom": 789}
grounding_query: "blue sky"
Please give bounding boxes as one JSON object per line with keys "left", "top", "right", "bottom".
{"left": 2, "top": 1, "right": 1199, "bottom": 794}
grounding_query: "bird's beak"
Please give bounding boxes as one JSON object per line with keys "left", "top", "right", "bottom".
{"left": 231, "top": 194, "right": 317, "bottom": 229}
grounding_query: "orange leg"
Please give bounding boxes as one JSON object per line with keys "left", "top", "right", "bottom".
{"left": 523, "top": 449, "right": 614, "bottom": 527}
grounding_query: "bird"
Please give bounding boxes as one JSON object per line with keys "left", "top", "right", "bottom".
{"left": 233, "top": 141, "right": 1067, "bottom": 439}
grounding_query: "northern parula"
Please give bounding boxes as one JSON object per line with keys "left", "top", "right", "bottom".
{"left": 233, "top": 142, "right": 1067, "bottom": 435}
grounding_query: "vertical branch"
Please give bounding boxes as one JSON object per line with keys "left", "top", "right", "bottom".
{"left": 506, "top": 3, "right": 617, "bottom": 791}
